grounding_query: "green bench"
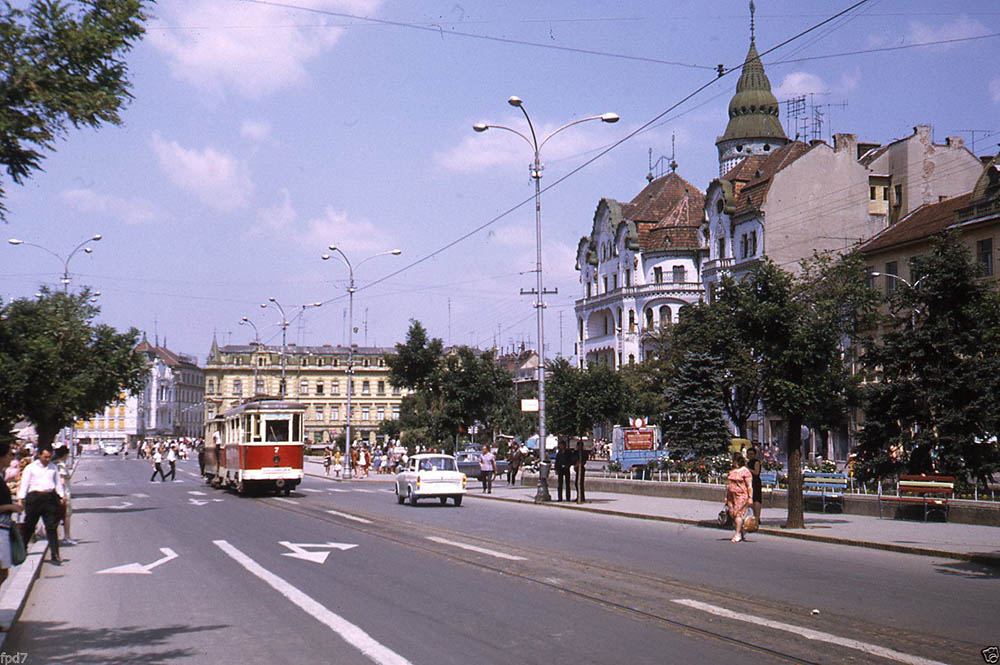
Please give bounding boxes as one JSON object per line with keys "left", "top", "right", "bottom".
{"left": 878, "top": 475, "right": 955, "bottom": 521}
{"left": 803, "top": 471, "right": 848, "bottom": 512}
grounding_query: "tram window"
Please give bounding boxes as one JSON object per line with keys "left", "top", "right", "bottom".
{"left": 293, "top": 414, "right": 302, "bottom": 441}
{"left": 265, "top": 418, "right": 290, "bottom": 442}
{"left": 252, "top": 415, "right": 262, "bottom": 442}
{"left": 243, "top": 416, "right": 251, "bottom": 442}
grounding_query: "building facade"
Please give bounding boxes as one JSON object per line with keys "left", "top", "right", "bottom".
{"left": 575, "top": 171, "right": 707, "bottom": 368}
{"left": 203, "top": 339, "right": 405, "bottom": 447}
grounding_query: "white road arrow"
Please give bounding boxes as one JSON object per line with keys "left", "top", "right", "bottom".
{"left": 97, "top": 548, "right": 178, "bottom": 575}
{"left": 109, "top": 501, "right": 133, "bottom": 510}
{"left": 279, "top": 541, "right": 357, "bottom": 564}
{"left": 188, "top": 498, "right": 209, "bottom": 506}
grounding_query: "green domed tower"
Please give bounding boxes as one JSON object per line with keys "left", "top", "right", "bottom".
{"left": 716, "top": 2, "right": 788, "bottom": 176}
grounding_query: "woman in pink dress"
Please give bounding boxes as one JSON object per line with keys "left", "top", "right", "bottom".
{"left": 726, "top": 453, "right": 753, "bottom": 543}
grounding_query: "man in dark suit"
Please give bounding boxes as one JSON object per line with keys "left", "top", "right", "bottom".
{"left": 553, "top": 439, "right": 573, "bottom": 501}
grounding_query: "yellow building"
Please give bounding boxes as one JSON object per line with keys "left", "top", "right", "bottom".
{"left": 204, "top": 337, "right": 406, "bottom": 447}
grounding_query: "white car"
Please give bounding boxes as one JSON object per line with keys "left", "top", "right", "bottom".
{"left": 101, "top": 442, "right": 122, "bottom": 455}
{"left": 394, "top": 454, "right": 466, "bottom": 506}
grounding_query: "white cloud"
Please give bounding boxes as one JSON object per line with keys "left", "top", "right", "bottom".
{"left": 250, "top": 189, "right": 396, "bottom": 257}
{"left": 147, "top": 1, "right": 382, "bottom": 99}
{"left": 60, "top": 188, "right": 162, "bottom": 225}
{"left": 241, "top": 120, "right": 272, "bottom": 142}
{"left": 150, "top": 133, "right": 253, "bottom": 211}
{"left": 775, "top": 72, "right": 830, "bottom": 99}
{"left": 907, "top": 14, "right": 989, "bottom": 46}
{"left": 991, "top": 78, "right": 1000, "bottom": 105}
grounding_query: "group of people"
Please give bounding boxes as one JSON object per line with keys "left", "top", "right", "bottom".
{"left": 148, "top": 443, "right": 180, "bottom": 482}
{"left": 725, "top": 446, "right": 764, "bottom": 543}
{"left": 0, "top": 442, "right": 74, "bottom": 599}
{"left": 322, "top": 443, "right": 407, "bottom": 479}
{"left": 553, "top": 439, "right": 590, "bottom": 503}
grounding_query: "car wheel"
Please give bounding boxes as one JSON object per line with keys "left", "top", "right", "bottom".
{"left": 408, "top": 486, "right": 418, "bottom": 506}
{"left": 439, "top": 497, "right": 448, "bottom": 505}
{"left": 453, "top": 496, "right": 462, "bottom": 507}
{"left": 396, "top": 485, "right": 405, "bottom": 505}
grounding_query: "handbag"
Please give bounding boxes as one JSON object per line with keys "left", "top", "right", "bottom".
{"left": 9, "top": 525, "right": 26, "bottom": 566}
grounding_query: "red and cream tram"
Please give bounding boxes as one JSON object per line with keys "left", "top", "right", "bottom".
{"left": 203, "top": 398, "right": 305, "bottom": 496}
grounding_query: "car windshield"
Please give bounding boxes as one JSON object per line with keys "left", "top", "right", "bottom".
{"left": 418, "top": 457, "right": 457, "bottom": 472}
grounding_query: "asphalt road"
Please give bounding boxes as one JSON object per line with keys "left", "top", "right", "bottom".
{"left": 5, "top": 455, "right": 997, "bottom": 665}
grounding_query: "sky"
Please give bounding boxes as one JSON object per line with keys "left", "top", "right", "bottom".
{"left": 2, "top": 0, "right": 999, "bottom": 364}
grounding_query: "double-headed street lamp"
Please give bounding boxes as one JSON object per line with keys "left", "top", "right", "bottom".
{"left": 474, "top": 96, "right": 619, "bottom": 503}
{"left": 261, "top": 298, "right": 322, "bottom": 397}
{"left": 8, "top": 234, "right": 102, "bottom": 291}
{"left": 870, "top": 271, "right": 926, "bottom": 327}
{"left": 322, "top": 246, "right": 401, "bottom": 478}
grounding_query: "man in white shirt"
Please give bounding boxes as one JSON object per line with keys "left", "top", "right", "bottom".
{"left": 17, "top": 447, "right": 66, "bottom": 564}
{"left": 165, "top": 445, "right": 177, "bottom": 481}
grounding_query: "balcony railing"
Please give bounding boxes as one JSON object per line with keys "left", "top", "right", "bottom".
{"left": 576, "top": 281, "right": 705, "bottom": 308}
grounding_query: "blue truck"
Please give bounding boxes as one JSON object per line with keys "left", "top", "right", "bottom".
{"left": 610, "top": 426, "right": 664, "bottom": 472}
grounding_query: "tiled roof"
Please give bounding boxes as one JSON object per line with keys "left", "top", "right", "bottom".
{"left": 732, "top": 141, "right": 812, "bottom": 215}
{"left": 624, "top": 172, "right": 705, "bottom": 251}
{"left": 859, "top": 193, "right": 974, "bottom": 254}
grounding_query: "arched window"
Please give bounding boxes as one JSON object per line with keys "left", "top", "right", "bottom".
{"left": 628, "top": 309, "right": 635, "bottom": 332}
{"left": 659, "top": 305, "right": 672, "bottom": 327}
{"left": 645, "top": 308, "right": 654, "bottom": 329}
{"left": 616, "top": 308, "right": 622, "bottom": 331}
{"left": 628, "top": 354, "right": 635, "bottom": 365}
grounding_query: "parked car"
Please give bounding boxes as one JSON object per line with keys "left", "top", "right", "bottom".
{"left": 455, "top": 450, "right": 509, "bottom": 480}
{"left": 395, "top": 454, "right": 467, "bottom": 506}
{"left": 101, "top": 442, "right": 122, "bottom": 456}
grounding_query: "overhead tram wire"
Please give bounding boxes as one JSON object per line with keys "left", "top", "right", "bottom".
{"left": 240, "top": 0, "right": 716, "bottom": 71}
{"left": 768, "top": 31, "right": 1000, "bottom": 67}
{"left": 355, "top": 0, "right": 874, "bottom": 297}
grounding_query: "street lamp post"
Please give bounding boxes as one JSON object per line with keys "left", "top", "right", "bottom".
{"left": 870, "top": 271, "right": 925, "bottom": 327}
{"left": 262, "top": 299, "right": 322, "bottom": 398}
{"left": 8, "top": 234, "right": 102, "bottom": 290}
{"left": 322, "top": 247, "right": 401, "bottom": 479}
{"left": 474, "top": 96, "right": 618, "bottom": 503}
{"left": 239, "top": 317, "right": 262, "bottom": 396}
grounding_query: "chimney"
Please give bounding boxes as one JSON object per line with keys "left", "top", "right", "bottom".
{"left": 945, "top": 136, "right": 965, "bottom": 149}
{"left": 914, "top": 125, "right": 932, "bottom": 141}
{"left": 833, "top": 133, "right": 857, "bottom": 155}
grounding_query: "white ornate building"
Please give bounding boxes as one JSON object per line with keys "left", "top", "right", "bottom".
{"left": 575, "top": 170, "right": 707, "bottom": 367}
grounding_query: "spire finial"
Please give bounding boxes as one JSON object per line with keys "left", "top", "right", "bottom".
{"left": 749, "top": 0, "right": 756, "bottom": 43}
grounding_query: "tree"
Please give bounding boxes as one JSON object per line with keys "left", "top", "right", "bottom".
{"left": 661, "top": 351, "right": 731, "bottom": 458}
{"left": 855, "top": 233, "right": 1000, "bottom": 489}
{"left": 546, "top": 358, "right": 631, "bottom": 438}
{"left": 0, "top": 0, "right": 149, "bottom": 220}
{"left": 386, "top": 320, "right": 443, "bottom": 391}
{"left": 0, "top": 288, "right": 148, "bottom": 447}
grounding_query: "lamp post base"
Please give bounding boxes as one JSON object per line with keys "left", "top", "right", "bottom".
{"left": 534, "top": 461, "right": 552, "bottom": 503}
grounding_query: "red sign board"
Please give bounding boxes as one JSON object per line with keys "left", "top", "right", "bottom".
{"left": 624, "top": 428, "right": 655, "bottom": 451}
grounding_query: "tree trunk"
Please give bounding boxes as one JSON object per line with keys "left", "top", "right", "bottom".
{"left": 785, "top": 413, "right": 804, "bottom": 529}
{"left": 36, "top": 420, "right": 61, "bottom": 449}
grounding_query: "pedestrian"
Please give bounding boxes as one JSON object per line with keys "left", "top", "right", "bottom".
{"left": 554, "top": 439, "right": 572, "bottom": 501}
{"left": 53, "top": 447, "right": 76, "bottom": 545}
{"left": 479, "top": 445, "right": 496, "bottom": 493}
{"left": 745, "top": 445, "right": 763, "bottom": 523}
{"left": 197, "top": 439, "right": 205, "bottom": 476}
{"left": 573, "top": 438, "right": 590, "bottom": 503}
{"left": 16, "top": 446, "right": 66, "bottom": 565}
{"left": 323, "top": 447, "right": 332, "bottom": 476}
{"left": 333, "top": 449, "right": 343, "bottom": 479}
{"left": 507, "top": 443, "right": 524, "bottom": 486}
{"left": 357, "top": 447, "right": 368, "bottom": 479}
{"left": 350, "top": 446, "right": 359, "bottom": 478}
{"left": 150, "top": 447, "right": 167, "bottom": 482}
{"left": 725, "top": 453, "right": 753, "bottom": 543}
{"left": 0, "top": 441, "right": 25, "bottom": 596}
{"left": 165, "top": 444, "right": 177, "bottom": 481}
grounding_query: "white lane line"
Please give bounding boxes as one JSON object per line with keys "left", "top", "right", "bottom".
{"left": 302, "top": 488, "right": 323, "bottom": 493}
{"left": 425, "top": 536, "right": 526, "bottom": 561}
{"left": 672, "top": 599, "right": 948, "bottom": 665}
{"left": 188, "top": 491, "right": 207, "bottom": 496}
{"left": 273, "top": 497, "right": 299, "bottom": 505}
{"left": 325, "top": 510, "right": 372, "bottom": 525}
{"left": 328, "top": 488, "right": 349, "bottom": 493}
{"left": 353, "top": 489, "right": 375, "bottom": 493}
{"left": 214, "top": 540, "right": 412, "bottom": 665}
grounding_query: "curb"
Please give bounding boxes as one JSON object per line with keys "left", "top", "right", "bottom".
{"left": 0, "top": 538, "right": 48, "bottom": 647}
{"left": 467, "top": 492, "right": 1000, "bottom": 569}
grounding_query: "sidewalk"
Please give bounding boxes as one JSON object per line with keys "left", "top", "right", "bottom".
{"left": 303, "top": 458, "right": 1000, "bottom": 567}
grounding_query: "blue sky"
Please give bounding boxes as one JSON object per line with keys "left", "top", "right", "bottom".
{"left": 2, "top": 0, "right": 998, "bottom": 363}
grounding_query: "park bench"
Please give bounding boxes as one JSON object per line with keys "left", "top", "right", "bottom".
{"left": 759, "top": 470, "right": 779, "bottom": 505}
{"left": 878, "top": 475, "right": 955, "bottom": 521}
{"left": 803, "top": 472, "right": 848, "bottom": 512}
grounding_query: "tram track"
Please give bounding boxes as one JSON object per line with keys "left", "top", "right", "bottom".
{"left": 252, "top": 494, "right": 968, "bottom": 665}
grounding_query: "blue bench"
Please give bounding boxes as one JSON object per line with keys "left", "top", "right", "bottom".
{"left": 759, "top": 470, "right": 779, "bottom": 505}
{"left": 803, "top": 472, "right": 848, "bottom": 512}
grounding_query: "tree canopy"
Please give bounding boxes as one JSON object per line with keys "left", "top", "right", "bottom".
{"left": 0, "top": 288, "right": 148, "bottom": 446}
{"left": 0, "top": 0, "right": 148, "bottom": 220}
{"left": 855, "top": 233, "right": 1000, "bottom": 488}
{"left": 546, "top": 358, "right": 630, "bottom": 438}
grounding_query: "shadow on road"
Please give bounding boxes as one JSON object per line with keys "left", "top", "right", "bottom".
{"left": 933, "top": 556, "right": 1000, "bottom": 580}
{"left": 7, "top": 621, "right": 229, "bottom": 664}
